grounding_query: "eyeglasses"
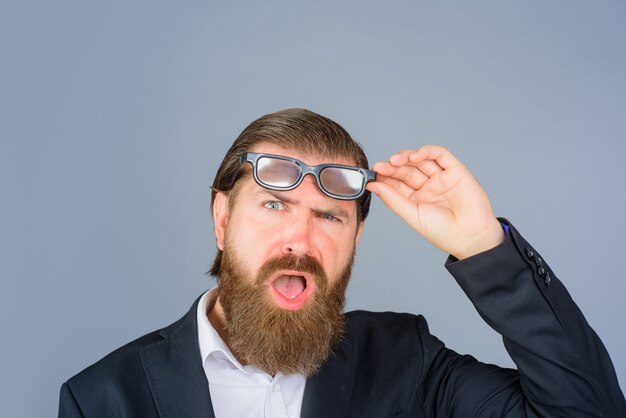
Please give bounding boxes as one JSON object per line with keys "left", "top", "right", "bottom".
{"left": 240, "top": 152, "right": 377, "bottom": 200}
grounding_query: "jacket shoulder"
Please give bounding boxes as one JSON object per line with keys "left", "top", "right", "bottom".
{"left": 61, "top": 299, "right": 198, "bottom": 416}
{"left": 345, "top": 310, "right": 431, "bottom": 334}
{"left": 68, "top": 328, "right": 162, "bottom": 385}
{"left": 343, "top": 310, "right": 441, "bottom": 360}
{"left": 61, "top": 328, "right": 165, "bottom": 417}
{"left": 66, "top": 297, "right": 196, "bottom": 385}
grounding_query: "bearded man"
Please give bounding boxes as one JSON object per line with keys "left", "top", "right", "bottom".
{"left": 59, "top": 109, "right": 626, "bottom": 417}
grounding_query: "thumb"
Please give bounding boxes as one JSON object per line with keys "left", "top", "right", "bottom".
{"left": 367, "top": 182, "right": 421, "bottom": 232}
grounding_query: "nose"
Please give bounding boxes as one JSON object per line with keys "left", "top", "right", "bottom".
{"left": 281, "top": 213, "right": 314, "bottom": 257}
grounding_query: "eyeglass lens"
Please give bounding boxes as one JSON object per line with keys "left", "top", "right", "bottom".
{"left": 256, "top": 156, "right": 364, "bottom": 197}
{"left": 257, "top": 157, "right": 301, "bottom": 188}
{"left": 319, "top": 167, "right": 363, "bottom": 196}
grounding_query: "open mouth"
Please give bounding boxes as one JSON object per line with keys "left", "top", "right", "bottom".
{"left": 269, "top": 271, "right": 313, "bottom": 310}
{"left": 273, "top": 274, "right": 306, "bottom": 299}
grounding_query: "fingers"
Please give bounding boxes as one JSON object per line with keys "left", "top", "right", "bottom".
{"left": 370, "top": 173, "right": 446, "bottom": 206}
{"left": 371, "top": 145, "right": 464, "bottom": 187}
{"left": 389, "top": 149, "right": 444, "bottom": 177}
{"left": 407, "top": 145, "right": 463, "bottom": 170}
{"left": 372, "top": 161, "right": 429, "bottom": 191}
{"left": 373, "top": 174, "right": 415, "bottom": 199}
{"left": 388, "top": 146, "right": 462, "bottom": 170}
{"left": 366, "top": 180, "right": 421, "bottom": 231}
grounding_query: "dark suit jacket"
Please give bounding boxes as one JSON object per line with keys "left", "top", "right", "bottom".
{"left": 59, "top": 221, "right": 626, "bottom": 417}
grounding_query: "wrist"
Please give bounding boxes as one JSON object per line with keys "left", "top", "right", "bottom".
{"left": 454, "top": 219, "right": 506, "bottom": 260}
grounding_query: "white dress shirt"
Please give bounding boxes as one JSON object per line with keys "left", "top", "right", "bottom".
{"left": 197, "top": 289, "right": 307, "bottom": 418}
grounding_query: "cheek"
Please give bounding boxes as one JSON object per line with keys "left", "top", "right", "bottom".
{"left": 319, "top": 233, "right": 355, "bottom": 279}
{"left": 225, "top": 212, "right": 276, "bottom": 267}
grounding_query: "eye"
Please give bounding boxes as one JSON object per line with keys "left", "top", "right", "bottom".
{"left": 320, "top": 212, "right": 340, "bottom": 223}
{"left": 263, "top": 201, "right": 285, "bottom": 211}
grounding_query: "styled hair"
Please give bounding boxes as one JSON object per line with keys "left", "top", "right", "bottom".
{"left": 209, "top": 108, "right": 371, "bottom": 277}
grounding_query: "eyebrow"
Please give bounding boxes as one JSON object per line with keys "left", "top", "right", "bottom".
{"left": 254, "top": 189, "right": 352, "bottom": 220}
{"left": 255, "top": 189, "right": 297, "bottom": 205}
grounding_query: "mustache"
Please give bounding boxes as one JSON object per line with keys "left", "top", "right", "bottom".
{"left": 255, "top": 253, "right": 328, "bottom": 288}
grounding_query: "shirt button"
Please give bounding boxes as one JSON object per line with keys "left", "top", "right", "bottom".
{"left": 526, "top": 248, "right": 535, "bottom": 259}
{"left": 537, "top": 267, "right": 546, "bottom": 277}
{"left": 544, "top": 272, "right": 551, "bottom": 286}
{"left": 534, "top": 256, "right": 543, "bottom": 267}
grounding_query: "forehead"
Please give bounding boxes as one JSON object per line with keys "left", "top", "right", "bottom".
{"left": 249, "top": 142, "right": 357, "bottom": 167}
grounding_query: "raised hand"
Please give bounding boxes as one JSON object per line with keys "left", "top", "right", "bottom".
{"left": 367, "top": 145, "right": 504, "bottom": 260}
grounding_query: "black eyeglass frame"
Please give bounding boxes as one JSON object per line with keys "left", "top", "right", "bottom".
{"left": 240, "top": 152, "right": 377, "bottom": 201}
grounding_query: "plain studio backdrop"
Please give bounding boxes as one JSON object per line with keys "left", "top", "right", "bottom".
{"left": 2, "top": 1, "right": 625, "bottom": 416}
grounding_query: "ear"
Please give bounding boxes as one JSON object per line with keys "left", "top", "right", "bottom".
{"left": 213, "top": 192, "right": 230, "bottom": 250}
{"left": 354, "top": 221, "right": 364, "bottom": 246}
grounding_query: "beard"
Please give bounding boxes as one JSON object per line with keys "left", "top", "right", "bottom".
{"left": 217, "top": 243, "right": 353, "bottom": 377}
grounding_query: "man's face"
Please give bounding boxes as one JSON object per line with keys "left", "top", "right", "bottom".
{"left": 212, "top": 142, "right": 364, "bottom": 375}
{"left": 215, "top": 142, "right": 364, "bottom": 310}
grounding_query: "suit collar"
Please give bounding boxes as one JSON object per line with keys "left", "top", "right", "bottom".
{"left": 140, "top": 295, "right": 216, "bottom": 418}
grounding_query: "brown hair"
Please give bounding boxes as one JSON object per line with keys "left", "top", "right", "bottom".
{"left": 210, "top": 108, "right": 371, "bottom": 276}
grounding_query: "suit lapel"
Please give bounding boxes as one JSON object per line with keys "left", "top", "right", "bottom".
{"left": 140, "top": 297, "right": 216, "bottom": 418}
{"left": 300, "top": 331, "right": 356, "bottom": 418}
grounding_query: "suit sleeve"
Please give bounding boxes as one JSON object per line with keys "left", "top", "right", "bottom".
{"left": 438, "top": 218, "right": 626, "bottom": 417}
{"left": 58, "top": 382, "right": 85, "bottom": 418}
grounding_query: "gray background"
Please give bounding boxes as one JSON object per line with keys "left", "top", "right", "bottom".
{"left": 2, "top": 1, "right": 625, "bottom": 416}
